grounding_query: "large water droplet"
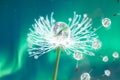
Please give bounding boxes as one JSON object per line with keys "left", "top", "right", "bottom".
{"left": 52, "top": 22, "right": 70, "bottom": 41}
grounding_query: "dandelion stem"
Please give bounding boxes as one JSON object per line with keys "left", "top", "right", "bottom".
{"left": 53, "top": 47, "right": 61, "bottom": 80}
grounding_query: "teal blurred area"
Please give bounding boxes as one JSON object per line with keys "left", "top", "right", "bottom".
{"left": 0, "top": 0, "right": 120, "bottom": 80}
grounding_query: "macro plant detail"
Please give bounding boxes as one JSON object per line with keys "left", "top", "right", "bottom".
{"left": 27, "top": 12, "right": 111, "bottom": 80}
{"left": 27, "top": 12, "right": 102, "bottom": 58}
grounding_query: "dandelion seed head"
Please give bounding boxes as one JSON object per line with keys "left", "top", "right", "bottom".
{"left": 27, "top": 12, "right": 102, "bottom": 58}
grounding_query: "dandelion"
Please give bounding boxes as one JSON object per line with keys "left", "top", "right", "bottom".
{"left": 27, "top": 12, "right": 102, "bottom": 80}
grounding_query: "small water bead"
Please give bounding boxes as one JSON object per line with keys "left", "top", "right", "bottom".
{"left": 68, "top": 18, "right": 72, "bottom": 21}
{"left": 92, "top": 38, "right": 102, "bottom": 50}
{"left": 102, "top": 56, "right": 109, "bottom": 62}
{"left": 104, "top": 69, "right": 111, "bottom": 77}
{"left": 80, "top": 72, "right": 91, "bottom": 80}
{"left": 73, "top": 50, "right": 83, "bottom": 61}
{"left": 102, "top": 18, "right": 111, "bottom": 28}
{"left": 112, "top": 52, "right": 119, "bottom": 59}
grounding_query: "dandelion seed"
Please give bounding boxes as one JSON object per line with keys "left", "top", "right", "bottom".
{"left": 94, "top": 18, "right": 111, "bottom": 32}
{"left": 92, "top": 38, "right": 102, "bottom": 50}
{"left": 112, "top": 52, "right": 119, "bottom": 59}
{"left": 80, "top": 72, "right": 91, "bottom": 80}
{"left": 104, "top": 69, "right": 111, "bottom": 77}
{"left": 102, "top": 18, "right": 111, "bottom": 28}
{"left": 73, "top": 50, "right": 83, "bottom": 60}
{"left": 73, "top": 50, "right": 83, "bottom": 72}
{"left": 102, "top": 56, "right": 109, "bottom": 62}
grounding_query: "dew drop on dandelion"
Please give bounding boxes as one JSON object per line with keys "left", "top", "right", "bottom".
{"left": 112, "top": 52, "right": 119, "bottom": 59}
{"left": 92, "top": 38, "right": 102, "bottom": 50}
{"left": 51, "top": 22, "right": 70, "bottom": 47}
{"left": 73, "top": 50, "right": 83, "bottom": 61}
{"left": 52, "top": 22, "right": 70, "bottom": 40}
{"left": 102, "top": 56, "right": 109, "bottom": 62}
{"left": 80, "top": 72, "right": 91, "bottom": 80}
{"left": 102, "top": 18, "right": 111, "bottom": 28}
{"left": 104, "top": 69, "right": 111, "bottom": 77}
{"left": 73, "top": 51, "right": 83, "bottom": 72}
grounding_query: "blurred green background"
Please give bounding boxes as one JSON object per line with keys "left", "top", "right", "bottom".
{"left": 0, "top": 0, "right": 120, "bottom": 80}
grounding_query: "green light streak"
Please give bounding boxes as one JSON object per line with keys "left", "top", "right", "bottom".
{"left": 17, "top": 40, "right": 27, "bottom": 70}
{"left": 0, "top": 36, "right": 27, "bottom": 78}
{"left": 0, "top": 50, "right": 13, "bottom": 78}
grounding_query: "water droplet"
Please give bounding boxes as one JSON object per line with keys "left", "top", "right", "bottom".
{"left": 34, "top": 55, "right": 39, "bottom": 59}
{"left": 73, "top": 50, "right": 83, "bottom": 60}
{"left": 92, "top": 38, "right": 102, "bottom": 49}
{"left": 104, "top": 69, "right": 111, "bottom": 76}
{"left": 80, "top": 72, "right": 91, "bottom": 80}
{"left": 112, "top": 52, "right": 119, "bottom": 58}
{"left": 51, "top": 22, "right": 70, "bottom": 46}
{"left": 102, "top": 18, "right": 111, "bottom": 28}
{"left": 102, "top": 56, "right": 109, "bottom": 62}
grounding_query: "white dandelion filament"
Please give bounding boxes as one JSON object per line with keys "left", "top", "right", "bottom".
{"left": 27, "top": 12, "right": 101, "bottom": 59}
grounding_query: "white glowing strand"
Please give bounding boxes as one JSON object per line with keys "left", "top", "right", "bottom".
{"left": 70, "top": 12, "right": 80, "bottom": 30}
{"left": 27, "top": 12, "right": 103, "bottom": 59}
{"left": 46, "top": 15, "right": 51, "bottom": 30}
